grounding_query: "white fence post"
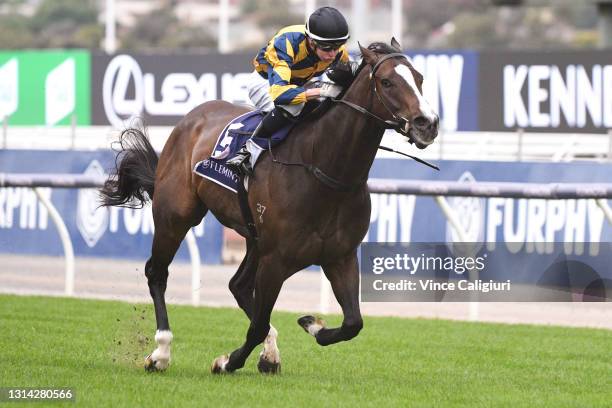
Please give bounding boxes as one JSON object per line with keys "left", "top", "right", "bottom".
{"left": 608, "top": 129, "right": 612, "bottom": 162}
{"left": 185, "top": 229, "right": 201, "bottom": 306}
{"left": 434, "top": 196, "right": 479, "bottom": 321}
{"left": 1, "top": 116, "right": 7, "bottom": 149}
{"left": 0, "top": 174, "right": 204, "bottom": 302}
{"left": 319, "top": 267, "right": 331, "bottom": 315}
{"left": 33, "top": 187, "right": 75, "bottom": 296}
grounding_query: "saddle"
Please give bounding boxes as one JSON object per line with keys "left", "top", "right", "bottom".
{"left": 193, "top": 98, "right": 335, "bottom": 193}
{"left": 193, "top": 110, "right": 293, "bottom": 193}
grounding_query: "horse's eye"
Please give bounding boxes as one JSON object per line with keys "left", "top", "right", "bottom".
{"left": 380, "top": 79, "right": 392, "bottom": 88}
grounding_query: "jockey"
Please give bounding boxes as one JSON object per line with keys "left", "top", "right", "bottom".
{"left": 226, "top": 6, "right": 351, "bottom": 175}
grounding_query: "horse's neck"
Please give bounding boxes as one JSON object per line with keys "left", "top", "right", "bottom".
{"left": 303, "top": 68, "right": 386, "bottom": 186}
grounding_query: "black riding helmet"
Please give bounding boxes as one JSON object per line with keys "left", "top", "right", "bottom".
{"left": 305, "top": 6, "right": 350, "bottom": 48}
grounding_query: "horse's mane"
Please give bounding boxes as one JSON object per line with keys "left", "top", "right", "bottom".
{"left": 301, "top": 41, "right": 401, "bottom": 119}
{"left": 350, "top": 42, "right": 401, "bottom": 84}
{"left": 365, "top": 42, "right": 401, "bottom": 55}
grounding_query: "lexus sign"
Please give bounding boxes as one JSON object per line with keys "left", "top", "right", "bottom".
{"left": 92, "top": 52, "right": 254, "bottom": 127}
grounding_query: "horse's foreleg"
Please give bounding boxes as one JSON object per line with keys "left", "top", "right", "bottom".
{"left": 212, "top": 256, "right": 284, "bottom": 374}
{"left": 258, "top": 324, "right": 280, "bottom": 373}
{"left": 299, "top": 251, "right": 363, "bottom": 346}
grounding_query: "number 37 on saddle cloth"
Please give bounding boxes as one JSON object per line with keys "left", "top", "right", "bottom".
{"left": 193, "top": 110, "right": 294, "bottom": 193}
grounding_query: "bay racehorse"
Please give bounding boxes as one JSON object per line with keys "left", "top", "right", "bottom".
{"left": 100, "top": 39, "right": 438, "bottom": 374}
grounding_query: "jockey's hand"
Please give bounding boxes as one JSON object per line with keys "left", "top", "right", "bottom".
{"left": 318, "top": 83, "right": 343, "bottom": 98}
{"left": 326, "top": 61, "right": 359, "bottom": 88}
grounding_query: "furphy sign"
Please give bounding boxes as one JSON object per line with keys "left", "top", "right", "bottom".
{"left": 368, "top": 159, "right": 612, "bottom": 250}
{"left": 0, "top": 150, "right": 223, "bottom": 263}
{"left": 0, "top": 187, "right": 51, "bottom": 230}
{"left": 480, "top": 50, "right": 612, "bottom": 133}
{"left": 91, "top": 52, "right": 254, "bottom": 127}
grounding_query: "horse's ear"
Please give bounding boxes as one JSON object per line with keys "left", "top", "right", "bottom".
{"left": 359, "top": 42, "right": 377, "bottom": 66}
{"left": 391, "top": 37, "right": 402, "bottom": 51}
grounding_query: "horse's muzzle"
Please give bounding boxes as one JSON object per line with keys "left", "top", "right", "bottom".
{"left": 409, "top": 115, "right": 439, "bottom": 149}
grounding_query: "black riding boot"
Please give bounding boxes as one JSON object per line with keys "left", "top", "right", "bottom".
{"left": 226, "top": 108, "right": 294, "bottom": 176}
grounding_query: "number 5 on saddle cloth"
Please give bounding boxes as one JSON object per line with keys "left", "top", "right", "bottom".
{"left": 193, "top": 110, "right": 295, "bottom": 193}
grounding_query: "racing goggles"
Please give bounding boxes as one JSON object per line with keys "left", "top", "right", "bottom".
{"left": 313, "top": 39, "right": 345, "bottom": 52}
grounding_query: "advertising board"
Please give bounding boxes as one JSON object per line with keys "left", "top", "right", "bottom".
{"left": 0, "top": 51, "right": 90, "bottom": 125}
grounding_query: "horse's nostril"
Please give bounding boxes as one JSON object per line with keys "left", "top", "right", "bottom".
{"left": 413, "top": 116, "right": 430, "bottom": 129}
{"left": 432, "top": 116, "right": 440, "bottom": 129}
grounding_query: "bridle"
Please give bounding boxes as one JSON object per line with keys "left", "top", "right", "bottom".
{"left": 332, "top": 52, "right": 413, "bottom": 138}
{"left": 267, "top": 52, "right": 437, "bottom": 193}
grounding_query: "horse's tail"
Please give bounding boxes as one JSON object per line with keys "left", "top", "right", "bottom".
{"left": 99, "top": 127, "right": 158, "bottom": 208}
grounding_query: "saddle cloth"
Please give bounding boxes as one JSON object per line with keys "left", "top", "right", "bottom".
{"left": 193, "top": 110, "right": 293, "bottom": 193}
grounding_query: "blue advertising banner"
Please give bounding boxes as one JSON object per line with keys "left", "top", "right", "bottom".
{"left": 407, "top": 50, "right": 479, "bottom": 132}
{"left": 0, "top": 150, "right": 223, "bottom": 263}
{"left": 362, "top": 158, "right": 612, "bottom": 300}
{"left": 1, "top": 151, "right": 610, "bottom": 266}
{"left": 366, "top": 158, "right": 612, "bottom": 251}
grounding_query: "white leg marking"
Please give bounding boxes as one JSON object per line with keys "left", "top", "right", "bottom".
{"left": 150, "top": 330, "right": 173, "bottom": 370}
{"left": 307, "top": 322, "right": 324, "bottom": 337}
{"left": 211, "top": 354, "right": 230, "bottom": 374}
{"left": 260, "top": 325, "right": 280, "bottom": 363}
{"left": 217, "top": 356, "right": 229, "bottom": 371}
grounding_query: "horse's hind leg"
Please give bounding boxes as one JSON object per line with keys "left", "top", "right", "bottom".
{"left": 298, "top": 251, "right": 363, "bottom": 346}
{"left": 228, "top": 242, "right": 281, "bottom": 373}
{"left": 212, "top": 255, "right": 285, "bottom": 374}
{"left": 144, "top": 197, "right": 207, "bottom": 372}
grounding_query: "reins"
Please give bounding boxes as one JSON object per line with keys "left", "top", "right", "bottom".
{"left": 267, "top": 138, "right": 365, "bottom": 192}
{"left": 331, "top": 52, "right": 438, "bottom": 170}
{"left": 266, "top": 51, "right": 438, "bottom": 192}
{"left": 321, "top": 53, "right": 413, "bottom": 136}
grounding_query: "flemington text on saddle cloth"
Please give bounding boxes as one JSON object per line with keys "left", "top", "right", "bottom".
{"left": 193, "top": 110, "right": 293, "bottom": 193}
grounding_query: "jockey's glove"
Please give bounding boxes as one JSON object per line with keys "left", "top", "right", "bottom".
{"left": 319, "top": 83, "right": 343, "bottom": 98}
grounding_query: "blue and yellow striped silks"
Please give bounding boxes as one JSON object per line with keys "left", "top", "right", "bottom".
{"left": 253, "top": 25, "right": 349, "bottom": 105}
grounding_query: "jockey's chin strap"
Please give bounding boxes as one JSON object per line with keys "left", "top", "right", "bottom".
{"left": 332, "top": 52, "right": 411, "bottom": 136}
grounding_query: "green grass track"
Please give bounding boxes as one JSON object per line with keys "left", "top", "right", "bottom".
{"left": 0, "top": 295, "right": 610, "bottom": 407}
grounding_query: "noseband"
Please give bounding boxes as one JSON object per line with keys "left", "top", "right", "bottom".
{"left": 268, "top": 52, "right": 433, "bottom": 193}
{"left": 332, "top": 52, "right": 412, "bottom": 137}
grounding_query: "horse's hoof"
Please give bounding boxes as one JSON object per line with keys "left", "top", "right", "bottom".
{"left": 257, "top": 353, "right": 281, "bottom": 375}
{"left": 258, "top": 358, "right": 281, "bottom": 374}
{"left": 297, "top": 315, "right": 326, "bottom": 336}
{"left": 211, "top": 354, "right": 230, "bottom": 374}
{"left": 297, "top": 315, "right": 316, "bottom": 330}
{"left": 144, "top": 354, "right": 168, "bottom": 372}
